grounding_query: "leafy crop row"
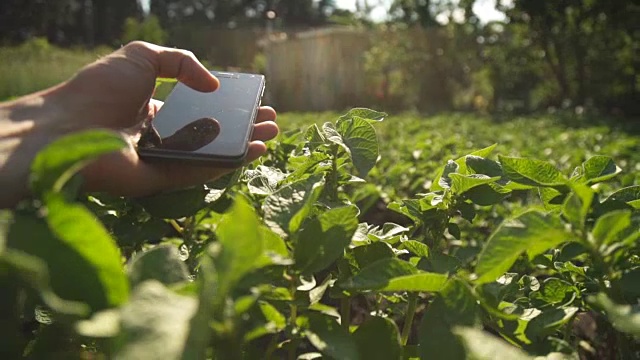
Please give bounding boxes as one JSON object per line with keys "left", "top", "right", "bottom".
{"left": 1, "top": 109, "right": 638, "bottom": 359}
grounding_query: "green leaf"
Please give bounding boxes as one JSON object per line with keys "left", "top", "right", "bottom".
{"left": 562, "top": 183, "right": 594, "bottom": 229}
{"left": 9, "top": 197, "right": 128, "bottom": 312}
{"left": 590, "top": 293, "right": 640, "bottom": 337}
{"left": 351, "top": 242, "right": 395, "bottom": 268}
{"left": 295, "top": 205, "right": 359, "bottom": 274}
{"left": 438, "top": 160, "right": 459, "bottom": 189}
{"left": 449, "top": 174, "right": 501, "bottom": 195}
{"left": 336, "top": 116, "right": 380, "bottom": 177}
{"left": 525, "top": 307, "right": 578, "bottom": 339}
{"left": 605, "top": 186, "right": 640, "bottom": 209}
{"left": 498, "top": 156, "right": 567, "bottom": 187}
{"left": 465, "top": 156, "right": 504, "bottom": 178}
{"left": 538, "top": 278, "right": 576, "bottom": 304}
{"left": 136, "top": 186, "right": 208, "bottom": 219}
{"left": 127, "top": 245, "right": 190, "bottom": 288}
{"left": 30, "top": 130, "right": 127, "bottom": 195}
{"left": 259, "top": 301, "right": 287, "bottom": 331}
{"left": 341, "top": 258, "right": 418, "bottom": 291}
{"left": 592, "top": 210, "right": 632, "bottom": 246}
{"left": 574, "top": 156, "right": 621, "bottom": 184}
{"left": 431, "top": 144, "right": 499, "bottom": 190}
{"left": 246, "top": 165, "right": 287, "bottom": 196}
{"left": 263, "top": 175, "right": 325, "bottom": 237}
{"left": 113, "top": 281, "right": 198, "bottom": 359}
{"left": 400, "top": 240, "right": 430, "bottom": 258}
{"left": 214, "top": 196, "right": 264, "bottom": 297}
{"left": 453, "top": 327, "right": 533, "bottom": 360}
{"left": 464, "top": 183, "right": 511, "bottom": 206}
{"left": 447, "top": 223, "right": 461, "bottom": 239}
{"left": 0, "top": 249, "right": 89, "bottom": 316}
{"left": 475, "top": 211, "right": 571, "bottom": 284}
{"left": 418, "top": 280, "right": 479, "bottom": 360}
{"left": 338, "top": 108, "right": 387, "bottom": 122}
{"left": 353, "top": 317, "right": 401, "bottom": 360}
{"left": 305, "top": 313, "right": 359, "bottom": 360}
{"left": 381, "top": 272, "right": 448, "bottom": 292}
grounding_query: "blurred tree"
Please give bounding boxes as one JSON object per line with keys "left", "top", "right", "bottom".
{"left": 500, "top": 0, "right": 639, "bottom": 114}
{"left": 0, "top": 0, "right": 142, "bottom": 46}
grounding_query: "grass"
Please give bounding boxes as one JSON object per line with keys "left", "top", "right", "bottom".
{"left": 0, "top": 39, "right": 111, "bottom": 101}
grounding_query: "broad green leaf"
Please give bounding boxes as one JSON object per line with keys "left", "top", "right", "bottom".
{"left": 295, "top": 205, "right": 359, "bottom": 274}
{"left": 304, "top": 123, "right": 327, "bottom": 148}
{"left": 259, "top": 226, "right": 291, "bottom": 265}
{"left": 525, "top": 307, "right": 578, "bottom": 340}
{"left": 214, "top": 196, "right": 264, "bottom": 297}
{"left": 418, "top": 280, "right": 479, "bottom": 360}
{"left": 341, "top": 258, "right": 418, "bottom": 290}
{"left": 246, "top": 165, "right": 287, "bottom": 196}
{"left": 432, "top": 144, "right": 498, "bottom": 191}
{"left": 338, "top": 108, "right": 387, "bottom": 122}
{"left": 464, "top": 183, "right": 511, "bottom": 206}
{"left": 0, "top": 249, "right": 89, "bottom": 316}
{"left": 438, "top": 160, "right": 459, "bottom": 189}
{"left": 605, "top": 186, "right": 640, "bottom": 209}
{"left": 9, "top": 197, "right": 128, "bottom": 312}
{"left": 562, "top": 183, "right": 594, "bottom": 229}
{"left": 263, "top": 175, "right": 324, "bottom": 237}
{"left": 259, "top": 301, "right": 287, "bottom": 331}
{"left": 449, "top": 174, "right": 501, "bottom": 195}
{"left": 382, "top": 272, "right": 448, "bottom": 292}
{"left": 590, "top": 293, "right": 640, "bottom": 337}
{"left": 336, "top": 116, "right": 380, "bottom": 177}
{"left": 113, "top": 281, "right": 198, "bottom": 359}
{"left": 136, "top": 186, "right": 208, "bottom": 219}
{"left": 538, "top": 278, "right": 576, "bottom": 304}
{"left": 30, "top": 130, "right": 127, "bottom": 195}
{"left": 182, "top": 255, "right": 217, "bottom": 359}
{"left": 420, "top": 252, "right": 462, "bottom": 274}
{"left": 351, "top": 242, "right": 395, "bottom": 268}
{"left": 574, "top": 156, "right": 621, "bottom": 184}
{"left": 592, "top": 210, "right": 632, "bottom": 246}
{"left": 476, "top": 211, "right": 571, "bottom": 284}
{"left": 538, "top": 187, "right": 565, "bottom": 210}
{"left": 498, "top": 156, "right": 566, "bottom": 187}
{"left": 127, "top": 245, "right": 189, "bottom": 288}
{"left": 465, "top": 156, "right": 504, "bottom": 178}
{"left": 305, "top": 313, "right": 359, "bottom": 360}
{"left": 400, "top": 240, "right": 430, "bottom": 258}
{"left": 453, "top": 327, "right": 533, "bottom": 360}
{"left": 285, "top": 152, "right": 332, "bottom": 183}
{"left": 447, "top": 223, "right": 461, "bottom": 239}
{"left": 353, "top": 317, "right": 401, "bottom": 360}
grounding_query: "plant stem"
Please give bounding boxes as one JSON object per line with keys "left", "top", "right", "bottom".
{"left": 341, "top": 297, "right": 351, "bottom": 331}
{"left": 401, "top": 293, "right": 418, "bottom": 345}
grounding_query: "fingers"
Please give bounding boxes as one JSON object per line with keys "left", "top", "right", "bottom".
{"left": 122, "top": 41, "right": 219, "bottom": 93}
{"left": 256, "top": 106, "right": 277, "bottom": 123}
{"left": 252, "top": 122, "right": 279, "bottom": 141}
{"left": 83, "top": 139, "right": 271, "bottom": 197}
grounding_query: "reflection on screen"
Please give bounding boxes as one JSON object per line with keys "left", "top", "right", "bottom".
{"left": 137, "top": 72, "right": 263, "bottom": 158}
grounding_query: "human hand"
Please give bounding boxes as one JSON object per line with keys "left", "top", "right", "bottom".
{"left": 0, "top": 41, "right": 278, "bottom": 207}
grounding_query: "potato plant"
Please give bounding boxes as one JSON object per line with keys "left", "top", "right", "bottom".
{"left": 1, "top": 109, "right": 639, "bottom": 359}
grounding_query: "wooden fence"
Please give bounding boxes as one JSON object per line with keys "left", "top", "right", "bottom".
{"left": 263, "top": 28, "right": 373, "bottom": 112}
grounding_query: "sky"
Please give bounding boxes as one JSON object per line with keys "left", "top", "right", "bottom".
{"left": 139, "top": 0, "right": 509, "bottom": 23}
{"left": 336, "top": 0, "right": 509, "bottom": 23}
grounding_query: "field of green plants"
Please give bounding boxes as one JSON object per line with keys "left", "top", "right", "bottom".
{"left": 1, "top": 106, "right": 639, "bottom": 359}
